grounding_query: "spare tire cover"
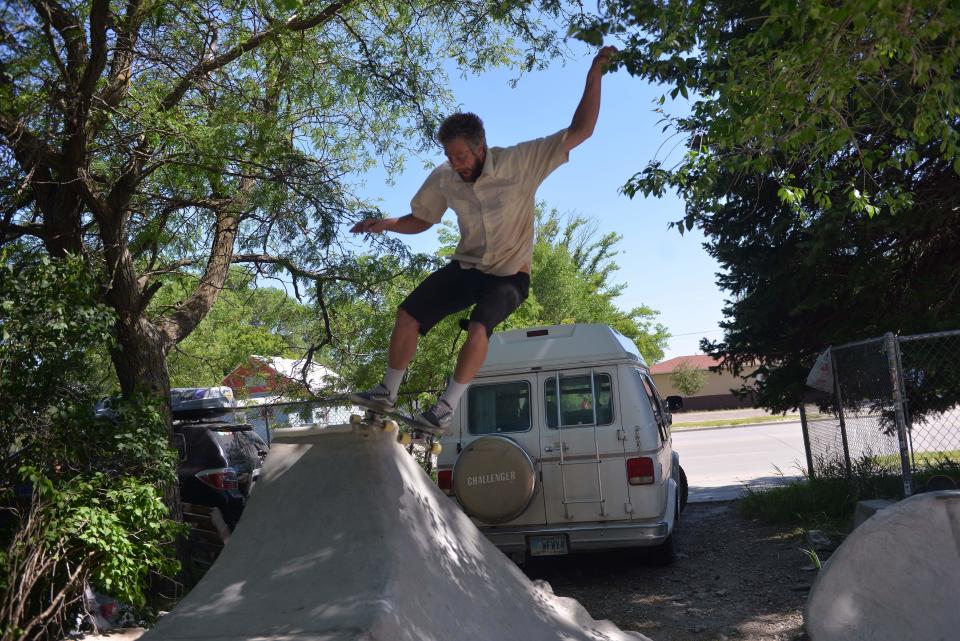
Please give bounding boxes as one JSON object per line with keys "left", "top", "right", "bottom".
{"left": 453, "top": 435, "right": 536, "bottom": 524}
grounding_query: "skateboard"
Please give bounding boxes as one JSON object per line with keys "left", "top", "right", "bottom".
{"left": 348, "top": 397, "right": 444, "bottom": 456}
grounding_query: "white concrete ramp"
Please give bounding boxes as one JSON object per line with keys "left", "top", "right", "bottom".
{"left": 805, "top": 490, "right": 960, "bottom": 641}
{"left": 141, "top": 427, "right": 651, "bottom": 641}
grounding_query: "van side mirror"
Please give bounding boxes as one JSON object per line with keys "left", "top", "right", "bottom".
{"left": 665, "top": 395, "right": 684, "bottom": 412}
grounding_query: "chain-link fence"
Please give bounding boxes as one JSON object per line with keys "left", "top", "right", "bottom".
{"left": 801, "top": 330, "right": 960, "bottom": 497}
{"left": 234, "top": 391, "right": 440, "bottom": 446}
{"left": 236, "top": 393, "right": 441, "bottom": 471}
{"left": 237, "top": 397, "right": 359, "bottom": 445}
{"left": 898, "top": 332, "right": 960, "bottom": 467}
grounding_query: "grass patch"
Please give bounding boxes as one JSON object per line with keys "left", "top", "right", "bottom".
{"left": 870, "top": 449, "right": 960, "bottom": 468}
{"left": 739, "top": 455, "right": 960, "bottom": 535}
{"left": 672, "top": 414, "right": 801, "bottom": 429}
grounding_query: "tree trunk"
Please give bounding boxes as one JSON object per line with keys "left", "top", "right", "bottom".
{"left": 111, "top": 315, "right": 171, "bottom": 398}
{"left": 110, "top": 313, "right": 192, "bottom": 587}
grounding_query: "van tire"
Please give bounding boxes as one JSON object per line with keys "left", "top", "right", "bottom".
{"left": 646, "top": 533, "right": 677, "bottom": 566}
{"left": 646, "top": 494, "right": 679, "bottom": 566}
{"left": 679, "top": 465, "right": 688, "bottom": 514}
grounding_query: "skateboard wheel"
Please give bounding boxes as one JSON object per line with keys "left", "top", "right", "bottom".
{"left": 430, "top": 443, "right": 442, "bottom": 456}
{"left": 383, "top": 419, "right": 398, "bottom": 433}
{"left": 398, "top": 433, "right": 412, "bottom": 446}
{"left": 350, "top": 413, "right": 363, "bottom": 425}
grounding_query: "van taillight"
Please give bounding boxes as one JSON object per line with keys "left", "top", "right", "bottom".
{"left": 626, "top": 458, "right": 655, "bottom": 485}
{"left": 196, "top": 467, "right": 239, "bottom": 491}
{"left": 437, "top": 469, "right": 454, "bottom": 495}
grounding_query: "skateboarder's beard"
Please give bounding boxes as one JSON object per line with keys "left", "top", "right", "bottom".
{"left": 458, "top": 158, "right": 483, "bottom": 182}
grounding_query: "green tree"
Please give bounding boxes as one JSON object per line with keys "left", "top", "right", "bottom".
{"left": 0, "top": 0, "right": 573, "bottom": 523}
{"left": 1, "top": 250, "right": 180, "bottom": 641}
{"left": 150, "top": 268, "right": 313, "bottom": 387}
{"left": 322, "top": 253, "right": 464, "bottom": 411}
{"left": 574, "top": 1, "right": 960, "bottom": 410}
{"left": 325, "top": 206, "right": 669, "bottom": 411}
{"left": 0, "top": 0, "right": 568, "bottom": 409}
{"left": 670, "top": 359, "right": 706, "bottom": 397}
{"left": 528, "top": 207, "right": 668, "bottom": 360}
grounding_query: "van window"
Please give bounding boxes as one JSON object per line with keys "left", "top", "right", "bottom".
{"left": 637, "top": 371, "right": 668, "bottom": 442}
{"left": 467, "top": 381, "right": 531, "bottom": 434}
{"left": 544, "top": 373, "right": 614, "bottom": 428}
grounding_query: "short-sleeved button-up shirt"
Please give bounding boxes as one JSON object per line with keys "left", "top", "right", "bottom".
{"left": 409, "top": 129, "right": 569, "bottom": 276}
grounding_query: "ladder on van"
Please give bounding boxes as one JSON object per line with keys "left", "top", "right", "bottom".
{"left": 552, "top": 370, "right": 606, "bottom": 519}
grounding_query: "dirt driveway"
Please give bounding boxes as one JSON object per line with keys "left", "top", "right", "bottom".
{"left": 524, "top": 501, "right": 811, "bottom": 641}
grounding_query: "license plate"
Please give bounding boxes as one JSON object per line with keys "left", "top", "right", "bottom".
{"left": 529, "top": 534, "right": 569, "bottom": 556}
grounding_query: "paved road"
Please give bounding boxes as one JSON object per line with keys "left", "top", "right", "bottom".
{"left": 673, "top": 421, "right": 807, "bottom": 502}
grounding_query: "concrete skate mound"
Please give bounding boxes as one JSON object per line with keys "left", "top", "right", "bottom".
{"left": 805, "top": 490, "right": 960, "bottom": 641}
{"left": 141, "top": 426, "right": 651, "bottom": 641}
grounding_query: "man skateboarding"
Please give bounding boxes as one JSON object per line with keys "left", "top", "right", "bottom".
{"left": 349, "top": 46, "right": 618, "bottom": 434}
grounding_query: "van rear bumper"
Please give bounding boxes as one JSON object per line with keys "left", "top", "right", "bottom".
{"left": 480, "top": 519, "right": 670, "bottom": 553}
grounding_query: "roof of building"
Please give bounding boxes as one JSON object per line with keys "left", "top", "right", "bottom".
{"left": 255, "top": 355, "right": 339, "bottom": 389}
{"left": 222, "top": 355, "right": 340, "bottom": 399}
{"left": 649, "top": 354, "right": 720, "bottom": 375}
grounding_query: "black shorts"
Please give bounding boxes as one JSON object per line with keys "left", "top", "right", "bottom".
{"left": 400, "top": 261, "right": 530, "bottom": 336}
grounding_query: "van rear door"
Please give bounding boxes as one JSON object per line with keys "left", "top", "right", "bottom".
{"left": 460, "top": 374, "right": 547, "bottom": 526}
{"left": 535, "top": 368, "right": 631, "bottom": 524}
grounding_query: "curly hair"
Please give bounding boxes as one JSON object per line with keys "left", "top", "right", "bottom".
{"left": 437, "top": 112, "right": 486, "bottom": 150}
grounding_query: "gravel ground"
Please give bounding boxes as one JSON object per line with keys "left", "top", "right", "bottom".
{"left": 524, "top": 501, "right": 812, "bottom": 641}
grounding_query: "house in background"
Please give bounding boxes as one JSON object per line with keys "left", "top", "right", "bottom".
{"left": 222, "top": 355, "right": 339, "bottom": 402}
{"left": 222, "top": 356, "right": 346, "bottom": 439}
{"left": 650, "top": 354, "right": 756, "bottom": 411}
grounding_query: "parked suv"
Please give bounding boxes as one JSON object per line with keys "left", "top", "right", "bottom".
{"left": 170, "top": 387, "right": 267, "bottom": 528}
{"left": 436, "top": 323, "right": 687, "bottom": 564}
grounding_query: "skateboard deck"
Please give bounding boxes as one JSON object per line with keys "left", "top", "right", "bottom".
{"left": 348, "top": 397, "right": 445, "bottom": 455}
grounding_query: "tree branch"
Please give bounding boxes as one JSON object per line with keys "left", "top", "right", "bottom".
{"left": 160, "top": 0, "right": 352, "bottom": 112}
{"left": 140, "top": 252, "right": 364, "bottom": 286}
{"left": 78, "top": 0, "right": 110, "bottom": 99}
{"left": 27, "top": 0, "right": 87, "bottom": 86}
{"left": 0, "top": 221, "right": 46, "bottom": 244}
{"left": 230, "top": 253, "right": 363, "bottom": 285}
{"left": 0, "top": 114, "right": 62, "bottom": 172}
{"left": 158, "top": 209, "right": 238, "bottom": 344}
{"left": 89, "top": 0, "right": 144, "bottom": 136}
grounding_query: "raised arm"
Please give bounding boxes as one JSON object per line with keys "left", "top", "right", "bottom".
{"left": 350, "top": 214, "right": 433, "bottom": 235}
{"left": 565, "top": 45, "right": 618, "bottom": 153}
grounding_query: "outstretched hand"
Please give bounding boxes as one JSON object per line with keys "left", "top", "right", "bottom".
{"left": 593, "top": 45, "right": 618, "bottom": 71}
{"left": 350, "top": 218, "right": 392, "bottom": 234}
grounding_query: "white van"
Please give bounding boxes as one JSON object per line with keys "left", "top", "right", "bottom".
{"left": 436, "top": 323, "right": 687, "bottom": 563}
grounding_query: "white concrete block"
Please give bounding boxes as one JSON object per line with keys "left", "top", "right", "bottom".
{"left": 851, "top": 498, "right": 894, "bottom": 530}
{"left": 806, "top": 491, "right": 960, "bottom": 641}
{"left": 140, "top": 427, "right": 651, "bottom": 641}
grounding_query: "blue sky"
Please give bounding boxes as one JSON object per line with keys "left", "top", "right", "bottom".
{"left": 353, "top": 41, "right": 727, "bottom": 362}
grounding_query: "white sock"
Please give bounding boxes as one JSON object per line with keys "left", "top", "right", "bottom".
{"left": 440, "top": 379, "right": 469, "bottom": 409}
{"left": 382, "top": 366, "right": 404, "bottom": 399}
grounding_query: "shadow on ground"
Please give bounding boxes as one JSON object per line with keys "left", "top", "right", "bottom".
{"left": 688, "top": 474, "right": 804, "bottom": 503}
{"left": 523, "top": 501, "right": 809, "bottom": 641}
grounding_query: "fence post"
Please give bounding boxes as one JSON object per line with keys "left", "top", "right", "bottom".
{"left": 265, "top": 408, "right": 272, "bottom": 447}
{"left": 831, "top": 350, "right": 853, "bottom": 480}
{"left": 799, "top": 404, "right": 815, "bottom": 479}
{"left": 884, "top": 332, "right": 914, "bottom": 497}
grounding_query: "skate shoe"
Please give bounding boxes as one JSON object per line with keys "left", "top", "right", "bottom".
{"left": 418, "top": 399, "right": 455, "bottom": 435}
{"left": 349, "top": 383, "right": 396, "bottom": 413}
